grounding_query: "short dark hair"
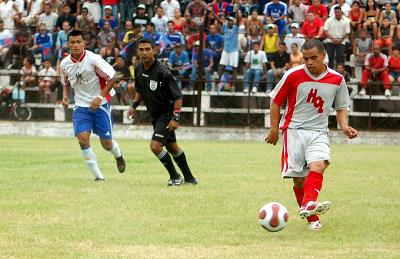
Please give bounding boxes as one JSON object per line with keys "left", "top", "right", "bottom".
{"left": 302, "top": 39, "right": 325, "bottom": 53}
{"left": 147, "top": 22, "right": 155, "bottom": 28}
{"left": 334, "top": 6, "right": 342, "bottom": 12}
{"left": 137, "top": 38, "right": 153, "bottom": 48}
{"left": 67, "top": 29, "right": 84, "bottom": 40}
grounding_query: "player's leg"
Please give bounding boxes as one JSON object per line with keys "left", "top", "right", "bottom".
{"left": 293, "top": 175, "right": 320, "bottom": 225}
{"left": 94, "top": 103, "right": 126, "bottom": 173}
{"left": 150, "top": 114, "right": 181, "bottom": 186}
{"left": 74, "top": 115, "right": 105, "bottom": 181}
{"left": 166, "top": 142, "right": 197, "bottom": 185}
{"left": 300, "top": 131, "right": 331, "bottom": 219}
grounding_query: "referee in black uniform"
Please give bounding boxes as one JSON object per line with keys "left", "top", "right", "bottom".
{"left": 127, "top": 39, "right": 197, "bottom": 186}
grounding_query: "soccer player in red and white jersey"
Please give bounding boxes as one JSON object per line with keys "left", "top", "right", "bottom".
{"left": 61, "top": 30, "right": 126, "bottom": 181}
{"left": 266, "top": 39, "right": 358, "bottom": 230}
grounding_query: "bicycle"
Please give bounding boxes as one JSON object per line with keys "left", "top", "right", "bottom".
{"left": 0, "top": 83, "right": 32, "bottom": 121}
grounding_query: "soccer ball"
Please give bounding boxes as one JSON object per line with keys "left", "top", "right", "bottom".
{"left": 258, "top": 202, "right": 289, "bottom": 232}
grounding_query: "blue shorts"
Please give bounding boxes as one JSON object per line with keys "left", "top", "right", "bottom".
{"left": 72, "top": 103, "right": 113, "bottom": 139}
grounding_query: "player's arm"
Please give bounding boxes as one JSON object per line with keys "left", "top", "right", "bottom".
{"left": 336, "top": 108, "right": 358, "bottom": 139}
{"left": 167, "top": 98, "right": 183, "bottom": 131}
{"left": 90, "top": 76, "right": 117, "bottom": 111}
{"left": 265, "top": 101, "right": 281, "bottom": 145}
{"left": 127, "top": 92, "right": 142, "bottom": 120}
{"left": 60, "top": 67, "right": 70, "bottom": 108}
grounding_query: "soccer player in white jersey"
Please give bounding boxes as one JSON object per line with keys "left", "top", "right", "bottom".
{"left": 265, "top": 39, "right": 358, "bottom": 230}
{"left": 61, "top": 30, "right": 126, "bottom": 181}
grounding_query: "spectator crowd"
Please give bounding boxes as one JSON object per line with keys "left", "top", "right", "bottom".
{"left": 1, "top": 0, "right": 400, "bottom": 105}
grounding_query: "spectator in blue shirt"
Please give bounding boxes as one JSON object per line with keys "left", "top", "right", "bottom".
{"left": 161, "top": 20, "right": 184, "bottom": 57}
{"left": 190, "top": 40, "right": 214, "bottom": 91}
{"left": 32, "top": 23, "right": 53, "bottom": 61}
{"left": 206, "top": 24, "right": 224, "bottom": 72}
{"left": 143, "top": 22, "right": 162, "bottom": 45}
{"left": 99, "top": 5, "right": 119, "bottom": 30}
{"left": 218, "top": 15, "right": 239, "bottom": 87}
{"left": 167, "top": 43, "right": 191, "bottom": 89}
{"left": 56, "top": 21, "right": 71, "bottom": 60}
{"left": 264, "top": 0, "right": 287, "bottom": 36}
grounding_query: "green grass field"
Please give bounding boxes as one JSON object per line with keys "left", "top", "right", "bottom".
{"left": 0, "top": 136, "right": 399, "bottom": 258}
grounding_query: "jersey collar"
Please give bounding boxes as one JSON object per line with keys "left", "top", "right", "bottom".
{"left": 304, "top": 64, "right": 329, "bottom": 81}
{"left": 70, "top": 50, "right": 86, "bottom": 63}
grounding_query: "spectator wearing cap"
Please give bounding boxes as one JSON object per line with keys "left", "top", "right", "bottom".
{"left": 132, "top": 4, "right": 150, "bottom": 30}
{"left": 151, "top": 7, "right": 169, "bottom": 33}
{"left": 143, "top": 22, "right": 162, "bottom": 45}
{"left": 190, "top": 40, "right": 214, "bottom": 91}
{"left": 288, "top": 0, "right": 307, "bottom": 25}
{"left": 55, "top": 4, "right": 76, "bottom": 30}
{"left": 154, "top": 41, "right": 169, "bottom": 65}
{"left": 97, "top": 20, "right": 116, "bottom": 50}
{"left": 263, "top": 0, "right": 287, "bottom": 36}
{"left": 101, "top": 0, "right": 119, "bottom": 18}
{"left": 284, "top": 23, "right": 305, "bottom": 54}
{"left": 308, "top": 0, "right": 328, "bottom": 21}
{"left": 243, "top": 41, "right": 268, "bottom": 94}
{"left": 218, "top": 14, "right": 240, "bottom": 86}
{"left": 82, "top": 0, "right": 102, "bottom": 24}
{"left": 301, "top": 11, "right": 324, "bottom": 40}
{"left": 0, "top": 18, "right": 12, "bottom": 68}
{"left": 263, "top": 23, "right": 279, "bottom": 59}
{"left": 324, "top": 6, "right": 350, "bottom": 68}
{"left": 167, "top": 43, "right": 191, "bottom": 89}
{"left": 137, "top": 0, "right": 155, "bottom": 18}
{"left": 99, "top": 5, "right": 119, "bottom": 30}
{"left": 160, "top": 0, "right": 180, "bottom": 20}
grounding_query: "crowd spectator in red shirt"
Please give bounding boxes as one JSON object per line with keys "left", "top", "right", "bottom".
{"left": 388, "top": 47, "right": 400, "bottom": 86}
{"left": 349, "top": 1, "right": 364, "bottom": 33}
{"left": 308, "top": 0, "right": 328, "bottom": 21}
{"left": 359, "top": 44, "right": 392, "bottom": 96}
{"left": 301, "top": 12, "right": 324, "bottom": 40}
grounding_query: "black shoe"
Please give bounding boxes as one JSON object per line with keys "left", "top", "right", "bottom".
{"left": 184, "top": 177, "right": 198, "bottom": 185}
{"left": 167, "top": 177, "right": 184, "bottom": 186}
{"left": 95, "top": 177, "right": 105, "bottom": 182}
{"left": 116, "top": 156, "right": 126, "bottom": 173}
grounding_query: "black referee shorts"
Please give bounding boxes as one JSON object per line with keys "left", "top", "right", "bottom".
{"left": 152, "top": 113, "right": 177, "bottom": 145}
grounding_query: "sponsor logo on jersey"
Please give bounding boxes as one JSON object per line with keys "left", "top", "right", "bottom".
{"left": 306, "top": 89, "right": 324, "bottom": 113}
{"left": 149, "top": 80, "right": 158, "bottom": 91}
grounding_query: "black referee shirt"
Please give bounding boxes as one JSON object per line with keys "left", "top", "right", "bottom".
{"left": 135, "top": 60, "right": 183, "bottom": 120}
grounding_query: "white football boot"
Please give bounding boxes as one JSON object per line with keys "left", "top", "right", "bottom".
{"left": 308, "top": 220, "right": 322, "bottom": 231}
{"left": 299, "top": 201, "right": 331, "bottom": 219}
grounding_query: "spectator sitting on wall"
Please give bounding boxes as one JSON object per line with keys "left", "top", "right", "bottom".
{"left": 266, "top": 42, "right": 290, "bottom": 95}
{"left": 76, "top": 7, "right": 95, "bottom": 31}
{"left": 0, "top": 18, "right": 12, "bottom": 68}
{"left": 301, "top": 12, "right": 324, "bottom": 40}
{"left": 38, "top": 58, "right": 57, "bottom": 103}
{"left": 20, "top": 57, "right": 37, "bottom": 88}
{"left": 243, "top": 41, "right": 268, "bottom": 93}
{"left": 113, "top": 55, "right": 131, "bottom": 105}
{"left": 143, "top": 22, "right": 162, "bottom": 45}
{"left": 167, "top": 43, "right": 191, "bottom": 89}
{"left": 190, "top": 40, "right": 214, "bottom": 91}
{"left": 55, "top": 4, "right": 77, "bottom": 30}
{"left": 388, "top": 47, "right": 400, "bottom": 88}
{"left": 151, "top": 6, "right": 169, "bottom": 34}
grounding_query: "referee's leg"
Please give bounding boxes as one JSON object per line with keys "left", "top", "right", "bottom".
{"left": 166, "top": 142, "right": 197, "bottom": 184}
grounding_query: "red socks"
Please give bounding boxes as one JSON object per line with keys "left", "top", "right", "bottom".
{"left": 302, "top": 171, "right": 323, "bottom": 207}
{"left": 293, "top": 185, "right": 319, "bottom": 223}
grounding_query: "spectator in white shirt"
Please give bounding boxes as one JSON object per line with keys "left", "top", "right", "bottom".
{"left": 151, "top": 7, "right": 169, "bottom": 33}
{"left": 329, "top": 0, "right": 351, "bottom": 17}
{"left": 37, "top": 3, "right": 58, "bottom": 31}
{"left": 0, "top": 18, "right": 12, "bottom": 68}
{"left": 284, "top": 23, "right": 305, "bottom": 54}
{"left": 38, "top": 59, "right": 57, "bottom": 103}
{"left": 243, "top": 41, "right": 268, "bottom": 93}
{"left": 160, "top": 0, "right": 180, "bottom": 20}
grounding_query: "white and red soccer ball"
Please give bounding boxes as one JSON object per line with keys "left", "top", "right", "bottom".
{"left": 258, "top": 202, "right": 289, "bottom": 232}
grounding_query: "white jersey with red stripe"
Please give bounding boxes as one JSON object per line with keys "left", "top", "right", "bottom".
{"left": 271, "top": 64, "right": 349, "bottom": 131}
{"left": 60, "top": 50, "right": 116, "bottom": 107}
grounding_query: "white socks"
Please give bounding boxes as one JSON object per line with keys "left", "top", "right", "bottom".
{"left": 110, "top": 140, "right": 122, "bottom": 158}
{"left": 82, "top": 146, "right": 104, "bottom": 180}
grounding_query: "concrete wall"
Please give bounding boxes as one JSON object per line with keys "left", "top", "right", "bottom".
{"left": 0, "top": 121, "right": 399, "bottom": 145}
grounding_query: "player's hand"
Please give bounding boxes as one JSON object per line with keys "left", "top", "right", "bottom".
{"left": 265, "top": 130, "right": 279, "bottom": 145}
{"left": 127, "top": 107, "right": 136, "bottom": 120}
{"left": 89, "top": 96, "right": 102, "bottom": 112}
{"left": 167, "top": 120, "right": 179, "bottom": 131}
{"left": 62, "top": 96, "right": 69, "bottom": 109}
{"left": 342, "top": 126, "right": 358, "bottom": 139}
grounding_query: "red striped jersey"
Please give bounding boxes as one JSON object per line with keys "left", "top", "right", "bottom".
{"left": 60, "top": 50, "right": 116, "bottom": 107}
{"left": 271, "top": 64, "right": 349, "bottom": 131}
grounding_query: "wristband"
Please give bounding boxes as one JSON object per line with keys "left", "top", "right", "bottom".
{"left": 97, "top": 95, "right": 104, "bottom": 100}
{"left": 173, "top": 109, "right": 181, "bottom": 121}
{"left": 131, "top": 101, "right": 140, "bottom": 109}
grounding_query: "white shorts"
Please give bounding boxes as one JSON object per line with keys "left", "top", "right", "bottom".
{"left": 219, "top": 50, "right": 239, "bottom": 68}
{"left": 281, "top": 128, "right": 330, "bottom": 178}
